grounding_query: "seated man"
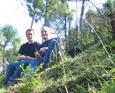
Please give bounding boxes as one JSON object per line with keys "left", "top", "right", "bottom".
{"left": 3, "top": 29, "right": 40, "bottom": 85}
{"left": 3, "top": 26, "right": 60, "bottom": 85}
{"left": 35, "top": 26, "right": 61, "bottom": 70}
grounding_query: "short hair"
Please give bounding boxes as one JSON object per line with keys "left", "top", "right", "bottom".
{"left": 26, "top": 29, "right": 34, "bottom": 34}
{"left": 41, "top": 26, "right": 50, "bottom": 33}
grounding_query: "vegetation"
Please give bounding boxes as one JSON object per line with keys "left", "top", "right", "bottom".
{"left": 0, "top": 0, "right": 115, "bottom": 93}
{"left": 0, "top": 25, "right": 21, "bottom": 67}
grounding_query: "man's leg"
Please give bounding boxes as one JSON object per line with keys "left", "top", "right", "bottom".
{"left": 10, "top": 58, "right": 42, "bottom": 79}
{"left": 3, "top": 61, "right": 20, "bottom": 85}
{"left": 42, "top": 40, "right": 58, "bottom": 69}
{"left": 9, "top": 60, "right": 30, "bottom": 80}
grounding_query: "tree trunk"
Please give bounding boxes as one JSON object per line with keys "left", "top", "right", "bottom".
{"left": 2, "top": 41, "right": 8, "bottom": 70}
{"left": 44, "top": 1, "right": 48, "bottom": 25}
{"left": 78, "top": 0, "right": 85, "bottom": 50}
{"left": 30, "top": 15, "right": 35, "bottom": 29}
{"left": 110, "top": 17, "right": 115, "bottom": 39}
{"left": 79, "top": 0, "right": 85, "bottom": 29}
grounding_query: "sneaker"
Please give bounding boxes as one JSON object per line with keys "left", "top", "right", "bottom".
{"left": 0, "top": 67, "right": 3, "bottom": 73}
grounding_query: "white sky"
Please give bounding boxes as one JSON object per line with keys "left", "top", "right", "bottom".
{"left": 0, "top": 0, "right": 43, "bottom": 43}
{"left": 0, "top": 0, "right": 107, "bottom": 43}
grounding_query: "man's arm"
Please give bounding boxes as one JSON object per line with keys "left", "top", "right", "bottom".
{"left": 34, "top": 47, "right": 48, "bottom": 58}
{"left": 34, "top": 51, "right": 41, "bottom": 58}
{"left": 18, "top": 42, "right": 35, "bottom": 60}
{"left": 39, "top": 47, "right": 48, "bottom": 53}
{"left": 18, "top": 54, "right": 33, "bottom": 60}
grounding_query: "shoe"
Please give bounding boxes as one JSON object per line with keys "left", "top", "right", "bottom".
{"left": 0, "top": 67, "right": 3, "bottom": 73}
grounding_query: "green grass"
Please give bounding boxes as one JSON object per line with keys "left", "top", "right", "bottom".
{"left": 0, "top": 47, "right": 115, "bottom": 93}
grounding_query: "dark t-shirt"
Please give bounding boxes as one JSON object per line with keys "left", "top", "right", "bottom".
{"left": 18, "top": 42, "right": 40, "bottom": 58}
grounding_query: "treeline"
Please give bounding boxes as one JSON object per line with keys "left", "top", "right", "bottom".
{"left": 0, "top": 0, "right": 115, "bottom": 66}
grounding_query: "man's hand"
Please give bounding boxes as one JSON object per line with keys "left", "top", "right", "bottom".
{"left": 19, "top": 55, "right": 33, "bottom": 60}
{"left": 19, "top": 55, "right": 26, "bottom": 60}
{"left": 26, "top": 56, "right": 33, "bottom": 60}
{"left": 34, "top": 51, "right": 41, "bottom": 58}
{"left": 40, "top": 47, "right": 48, "bottom": 53}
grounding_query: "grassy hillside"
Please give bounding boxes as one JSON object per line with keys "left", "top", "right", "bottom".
{"left": 0, "top": 46, "right": 115, "bottom": 93}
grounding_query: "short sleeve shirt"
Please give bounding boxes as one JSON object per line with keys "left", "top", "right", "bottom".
{"left": 18, "top": 42, "right": 40, "bottom": 58}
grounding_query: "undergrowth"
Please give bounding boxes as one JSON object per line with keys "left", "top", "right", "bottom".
{"left": 0, "top": 47, "right": 115, "bottom": 93}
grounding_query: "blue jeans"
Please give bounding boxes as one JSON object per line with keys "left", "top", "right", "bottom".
{"left": 3, "top": 38, "right": 59, "bottom": 85}
{"left": 41, "top": 39, "right": 58, "bottom": 69}
{"left": 3, "top": 58, "right": 42, "bottom": 85}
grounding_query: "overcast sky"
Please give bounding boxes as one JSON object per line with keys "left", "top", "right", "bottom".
{"left": 0, "top": 0, "right": 43, "bottom": 43}
{"left": 0, "top": 0, "right": 107, "bottom": 43}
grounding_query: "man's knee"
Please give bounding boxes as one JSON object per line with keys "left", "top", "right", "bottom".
{"left": 8, "top": 62, "right": 17, "bottom": 67}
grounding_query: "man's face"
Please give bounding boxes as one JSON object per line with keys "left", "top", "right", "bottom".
{"left": 26, "top": 31, "right": 33, "bottom": 41}
{"left": 41, "top": 29, "right": 48, "bottom": 41}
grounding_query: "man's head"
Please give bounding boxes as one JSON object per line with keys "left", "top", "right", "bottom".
{"left": 41, "top": 26, "right": 50, "bottom": 42}
{"left": 26, "top": 29, "right": 34, "bottom": 43}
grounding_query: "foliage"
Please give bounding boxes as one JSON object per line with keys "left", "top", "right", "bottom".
{"left": 0, "top": 42, "right": 115, "bottom": 93}
{"left": 101, "top": 81, "right": 115, "bottom": 93}
{"left": 0, "top": 0, "right": 115, "bottom": 93}
{"left": 24, "top": 0, "right": 71, "bottom": 30}
{"left": 0, "top": 25, "right": 21, "bottom": 61}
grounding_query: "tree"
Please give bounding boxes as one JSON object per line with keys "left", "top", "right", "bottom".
{"left": 0, "top": 25, "right": 21, "bottom": 64}
{"left": 25, "top": 0, "right": 44, "bottom": 28}
{"left": 24, "top": 0, "right": 70, "bottom": 28}
{"left": 103, "top": 0, "right": 115, "bottom": 39}
{"left": 23, "top": 0, "right": 73, "bottom": 52}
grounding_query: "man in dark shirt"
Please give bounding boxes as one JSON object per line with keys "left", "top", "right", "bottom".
{"left": 3, "top": 26, "right": 60, "bottom": 85}
{"left": 18, "top": 41, "right": 39, "bottom": 58}
{"left": 3, "top": 29, "right": 40, "bottom": 85}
